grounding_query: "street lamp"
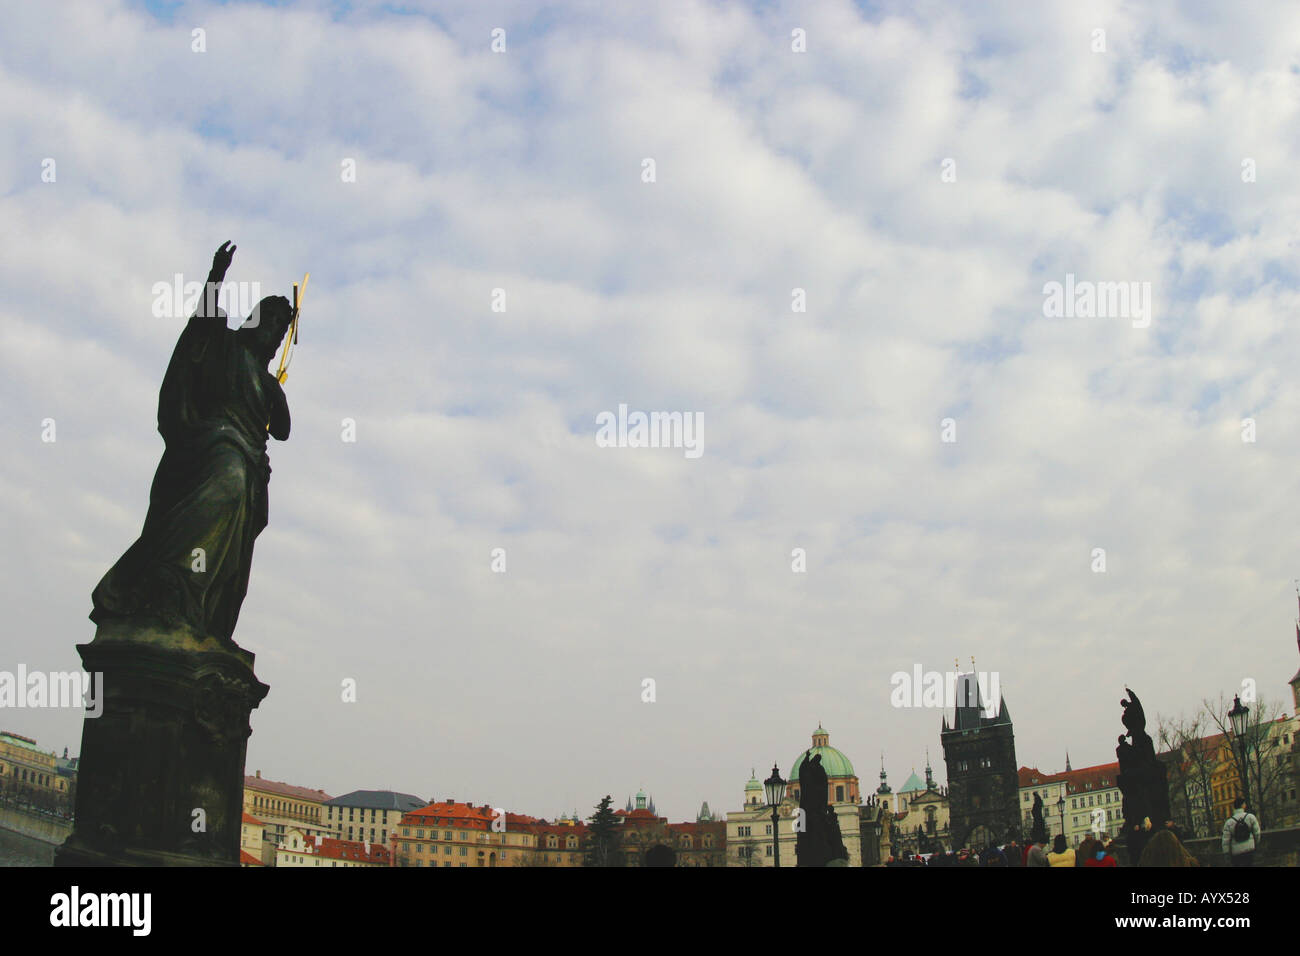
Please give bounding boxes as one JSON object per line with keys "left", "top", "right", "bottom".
{"left": 1228, "top": 695, "right": 1251, "bottom": 809}
{"left": 1056, "top": 795, "right": 1066, "bottom": 840}
{"left": 764, "top": 762, "right": 786, "bottom": 868}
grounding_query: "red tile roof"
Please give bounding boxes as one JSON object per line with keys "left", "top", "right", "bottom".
{"left": 242, "top": 812, "right": 265, "bottom": 826}
{"left": 239, "top": 850, "right": 263, "bottom": 866}
{"left": 1020, "top": 762, "right": 1120, "bottom": 794}
{"left": 402, "top": 802, "right": 496, "bottom": 828}
{"left": 280, "top": 832, "right": 391, "bottom": 864}
{"left": 315, "top": 837, "right": 390, "bottom": 864}
{"left": 1018, "top": 766, "right": 1069, "bottom": 787}
{"left": 398, "top": 802, "right": 566, "bottom": 836}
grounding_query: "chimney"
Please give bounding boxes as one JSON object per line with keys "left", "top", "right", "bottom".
{"left": 256, "top": 770, "right": 261, "bottom": 778}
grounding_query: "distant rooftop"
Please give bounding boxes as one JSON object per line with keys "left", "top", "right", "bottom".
{"left": 244, "top": 773, "right": 332, "bottom": 802}
{"left": 324, "top": 789, "right": 426, "bottom": 811}
{"left": 0, "top": 732, "right": 52, "bottom": 754}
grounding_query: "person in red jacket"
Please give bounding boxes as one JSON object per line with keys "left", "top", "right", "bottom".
{"left": 1084, "top": 844, "right": 1118, "bottom": 867}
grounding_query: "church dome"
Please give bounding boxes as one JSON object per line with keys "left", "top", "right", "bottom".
{"left": 790, "top": 725, "right": 856, "bottom": 781}
{"left": 900, "top": 770, "right": 925, "bottom": 793}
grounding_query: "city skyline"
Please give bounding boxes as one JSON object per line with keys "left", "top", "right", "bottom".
{"left": 5, "top": 0, "right": 1300, "bottom": 825}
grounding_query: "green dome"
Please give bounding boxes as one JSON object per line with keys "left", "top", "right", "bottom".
{"left": 791, "top": 747, "right": 856, "bottom": 781}
{"left": 790, "top": 725, "right": 857, "bottom": 782}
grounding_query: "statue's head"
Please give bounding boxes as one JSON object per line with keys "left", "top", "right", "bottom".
{"left": 238, "top": 295, "right": 294, "bottom": 365}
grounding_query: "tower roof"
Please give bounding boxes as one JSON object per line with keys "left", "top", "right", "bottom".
{"left": 876, "top": 755, "right": 891, "bottom": 794}
{"left": 900, "top": 770, "right": 925, "bottom": 793}
{"left": 945, "top": 673, "right": 1010, "bottom": 732}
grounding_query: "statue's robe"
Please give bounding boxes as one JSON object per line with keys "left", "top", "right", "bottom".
{"left": 91, "top": 308, "right": 278, "bottom": 643}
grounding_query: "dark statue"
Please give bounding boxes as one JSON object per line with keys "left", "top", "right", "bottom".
{"left": 795, "top": 752, "right": 850, "bottom": 867}
{"left": 1029, "top": 792, "right": 1047, "bottom": 845}
{"left": 1115, "top": 687, "right": 1171, "bottom": 865}
{"left": 91, "top": 241, "right": 293, "bottom": 643}
{"left": 57, "top": 241, "right": 290, "bottom": 867}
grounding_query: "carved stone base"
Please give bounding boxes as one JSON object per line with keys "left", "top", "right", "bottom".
{"left": 54, "top": 621, "right": 268, "bottom": 867}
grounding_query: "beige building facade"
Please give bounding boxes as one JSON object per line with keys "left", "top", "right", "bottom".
{"left": 242, "top": 771, "right": 332, "bottom": 845}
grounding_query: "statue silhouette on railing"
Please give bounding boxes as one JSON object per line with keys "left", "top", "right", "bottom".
{"left": 795, "top": 752, "right": 850, "bottom": 866}
{"left": 90, "top": 242, "right": 294, "bottom": 644}
{"left": 1116, "top": 687, "right": 1171, "bottom": 865}
{"left": 1030, "top": 792, "right": 1048, "bottom": 845}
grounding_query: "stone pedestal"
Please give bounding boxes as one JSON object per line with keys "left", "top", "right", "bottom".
{"left": 54, "top": 621, "right": 268, "bottom": 867}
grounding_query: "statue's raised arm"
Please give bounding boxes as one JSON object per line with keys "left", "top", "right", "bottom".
{"left": 199, "top": 241, "right": 236, "bottom": 317}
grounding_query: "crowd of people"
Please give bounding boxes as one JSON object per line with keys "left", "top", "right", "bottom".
{"left": 884, "top": 798, "right": 1263, "bottom": 867}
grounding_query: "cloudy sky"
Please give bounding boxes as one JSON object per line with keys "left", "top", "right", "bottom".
{"left": 3, "top": 0, "right": 1300, "bottom": 823}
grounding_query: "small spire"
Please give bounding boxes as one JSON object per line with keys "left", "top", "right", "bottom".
{"left": 1065, "top": 751, "right": 1073, "bottom": 772}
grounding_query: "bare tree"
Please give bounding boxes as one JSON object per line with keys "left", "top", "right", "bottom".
{"left": 1157, "top": 711, "right": 1216, "bottom": 837}
{"left": 1204, "top": 693, "right": 1291, "bottom": 825}
{"left": 742, "top": 839, "right": 764, "bottom": 867}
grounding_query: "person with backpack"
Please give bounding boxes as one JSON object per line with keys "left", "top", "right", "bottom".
{"left": 1220, "top": 797, "right": 1261, "bottom": 866}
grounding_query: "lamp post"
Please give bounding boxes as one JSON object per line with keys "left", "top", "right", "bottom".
{"left": 1056, "top": 794, "right": 1066, "bottom": 841}
{"left": 764, "top": 763, "right": 786, "bottom": 868}
{"left": 1228, "top": 695, "right": 1251, "bottom": 809}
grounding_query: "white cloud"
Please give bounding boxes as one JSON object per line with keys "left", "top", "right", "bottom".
{"left": 2, "top": 0, "right": 1299, "bottom": 825}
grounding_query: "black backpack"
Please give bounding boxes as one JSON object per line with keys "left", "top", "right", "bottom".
{"left": 1232, "top": 814, "right": 1252, "bottom": 843}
